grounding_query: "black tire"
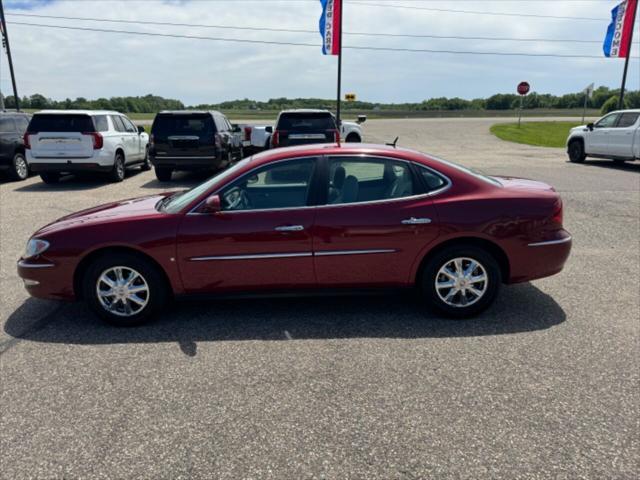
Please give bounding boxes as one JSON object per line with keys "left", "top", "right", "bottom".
{"left": 141, "top": 146, "right": 151, "bottom": 171}
{"left": 345, "top": 133, "right": 361, "bottom": 143}
{"left": 568, "top": 140, "right": 586, "bottom": 163}
{"left": 40, "top": 172, "right": 60, "bottom": 184}
{"left": 109, "top": 152, "right": 126, "bottom": 182}
{"left": 155, "top": 167, "right": 172, "bottom": 182}
{"left": 9, "top": 152, "right": 29, "bottom": 181}
{"left": 83, "top": 252, "right": 168, "bottom": 326}
{"left": 420, "top": 245, "right": 501, "bottom": 318}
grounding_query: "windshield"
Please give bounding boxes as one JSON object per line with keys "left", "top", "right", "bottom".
{"left": 159, "top": 158, "right": 252, "bottom": 213}
{"left": 429, "top": 155, "right": 502, "bottom": 187}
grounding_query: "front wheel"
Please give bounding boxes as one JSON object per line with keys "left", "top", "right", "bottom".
{"left": 345, "top": 133, "right": 361, "bottom": 143}
{"left": 9, "top": 152, "right": 29, "bottom": 181}
{"left": 568, "top": 141, "right": 586, "bottom": 163}
{"left": 421, "top": 246, "right": 501, "bottom": 318}
{"left": 83, "top": 253, "right": 168, "bottom": 326}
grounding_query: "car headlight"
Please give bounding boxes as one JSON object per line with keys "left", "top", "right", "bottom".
{"left": 23, "top": 239, "right": 50, "bottom": 259}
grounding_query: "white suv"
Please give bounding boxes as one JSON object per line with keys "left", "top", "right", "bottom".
{"left": 25, "top": 110, "right": 150, "bottom": 183}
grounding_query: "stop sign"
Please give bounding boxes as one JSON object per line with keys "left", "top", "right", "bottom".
{"left": 517, "top": 81, "right": 531, "bottom": 96}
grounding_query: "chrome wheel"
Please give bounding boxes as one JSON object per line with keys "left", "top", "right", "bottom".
{"left": 435, "top": 257, "right": 488, "bottom": 308}
{"left": 96, "top": 266, "right": 150, "bottom": 317}
{"left": 13, "top": 154, "right": 28, "bottom": 180}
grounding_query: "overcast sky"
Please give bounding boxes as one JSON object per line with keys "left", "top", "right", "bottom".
{"left": 1, "top": 0, "right": 638, "bottom": 104}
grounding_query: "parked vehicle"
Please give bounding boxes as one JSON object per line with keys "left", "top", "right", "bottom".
{"left": 149, "top": 111, "right": 243, "bottom": 181}
{"left": 0, "top": 111, "right": 30, "bottom": 181}
{"left": 566, "top": 109, "right": 640, "bottom": 164}
{"left": 24, "top": 110, "right": 150, "bottom": 184}
{"left": 18, "top": 143, "right": 572, "bottom": 326}
{"left": 270, "top": 109, "right": 365, "bottom": 148}
{"left": 236, "top": 124, "right": 272, "bottom": 156}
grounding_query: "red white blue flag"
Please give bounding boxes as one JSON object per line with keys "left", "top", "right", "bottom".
{"left": 319, "top": 0, "right": 342, "bottom": 55}
{"left": 603, "top": 0, "right": 637, "bottom": 57}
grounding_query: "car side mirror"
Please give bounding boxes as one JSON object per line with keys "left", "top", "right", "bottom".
{"left": 202, "top": 194, "right": 222, "bottom": 214}
{"left": 137, "top": 126, "right": 146, "bottom": 134}
{"left": 586, "top": 123, "right": 594, "bottom": 131}
{"left": 232, "top": 124, "right": 241, "bottom": 133}
{"left": 265, "top": 126, "right": 273, "bottom": 133}
{"left": 357, "top": 115, "right": 367, "bottom": 124}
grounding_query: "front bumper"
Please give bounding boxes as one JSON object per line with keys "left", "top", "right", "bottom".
{"left": 17, "top": 258, "right": 76, "bottom": 301}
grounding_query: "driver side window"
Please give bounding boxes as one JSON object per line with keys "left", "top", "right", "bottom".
{"left": 595, "top": 113, "right": 619, "bottom": 128}
{"left": 220, "top": 158, "right": 316, "bottom": 211}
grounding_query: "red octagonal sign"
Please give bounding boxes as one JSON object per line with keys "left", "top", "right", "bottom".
{"left": 517, "top": 82, "right": 531, "bottom": 96}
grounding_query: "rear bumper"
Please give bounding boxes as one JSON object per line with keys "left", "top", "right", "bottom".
{"left": 508, "top": 230, "right": 572, "bottom": 283}
{"left": 29, "top": 162, "right": 113, "bottom": 173}
{"left": 150, "top": 155, "right": 224, "bottom": 171}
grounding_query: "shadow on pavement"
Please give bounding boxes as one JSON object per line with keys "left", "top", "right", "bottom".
{"left": 5, "top": 283, "right": 566, "bottom": 354}
{"left": 573, "top": 159, "right": 640, "bottom": 173}
{"left": 13, "top": 168, "right": 147, "bottom": 192}
{"left": 139, "top": 171, "right": 212, "bottom": 189}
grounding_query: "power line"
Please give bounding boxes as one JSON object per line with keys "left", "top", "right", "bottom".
{"left": 5, "top": 12, "right": 606, "bottom": 44}
{"left": 10, "top": 21, "right": 636, "bottom": 59}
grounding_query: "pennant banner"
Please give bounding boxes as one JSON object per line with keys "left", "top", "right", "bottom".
{"left": 319, "top": 0, "right": 342, "bottom": 55}
{"left": 603, "top": 0, "right": 638, "bottom": 58}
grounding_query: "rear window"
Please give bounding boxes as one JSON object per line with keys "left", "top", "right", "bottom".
{"left": 28, "top": 114, "right": 95, "bottom": 133}
{"left": 276, "top": 113, "right": 336, "bottom": 132}
{"left": 152, "top": 114, "right": 216, "bottom": 139}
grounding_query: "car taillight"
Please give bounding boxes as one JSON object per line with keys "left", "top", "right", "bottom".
{"left": 83, "top": 132, "right": 103, "bottom": 150}
{"left": 214, "top": 133, "right": 222, "bottom": 149}
{"left": 23, "top": 132, "right": 34, "bottom": 149}
{"left": 272, "top": 130, "right": 280, "bottom": 147}
{"left": 244, "top": 126, "right": 252, "bottom": 142}
{"left": 330, "top": 129, "right": 340, "bottom": 143}
{"left": 149, "top": 134, "right": 155, "bottom": 146}
{"left": 551, "top": 200, "right": 563, "bottom": 227}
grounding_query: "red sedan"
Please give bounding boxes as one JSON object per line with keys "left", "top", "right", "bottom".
{"left": 18, "top": 144, "right": 572, "bottom": 326}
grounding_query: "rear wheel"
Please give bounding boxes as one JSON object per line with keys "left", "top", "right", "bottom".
{"left": 568, "top": 140, "right": 586, "bottom": 163}
{"left": 421, "top": 245, "right": 501, "bottom": 318}
{"left": 345, "top": 133, "right": 361, "bottom": 143}
{"left": 83, "top": 253, "right": 168, "bottom": 326}
{"left": 141, "top": 146, "right": 151, "bottom": 171}
{"left": 40, "top": 172, "right": 60, "bottom": 184}
{"left": 109, "top": 152, "right": 126, "bottom": 182}
{"left": 155, "top": 167, "right": 172, "bottom": 182}
{"left": 9, "top": 152, "right": 29, "bottom": 181}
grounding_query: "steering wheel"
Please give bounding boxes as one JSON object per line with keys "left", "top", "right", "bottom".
{"left": 224, "top": 186, "right": 251, "bottom": 210}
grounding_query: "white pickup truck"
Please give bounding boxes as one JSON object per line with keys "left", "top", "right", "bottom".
{"left": 566, "top": 109, "right": 640, "bottom": 164}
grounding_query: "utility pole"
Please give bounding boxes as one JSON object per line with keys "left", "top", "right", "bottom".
{"left": 335, "top": 0, "right": 343, "bottom": 130}
{"left": 618, "top": 0, "right": 638, "bottom": 109}
{"left": 0, "top": 0, "right": 20, "bottom": 111}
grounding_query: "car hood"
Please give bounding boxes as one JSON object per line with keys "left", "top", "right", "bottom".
{"left": 493, "top": 176, "right": 556, "bottom": 192}
{"left": 341, "top": 121, "right": 361, "bottom": 130}
{"left": 34, "top": 193, "right": 172, "bottom": 236}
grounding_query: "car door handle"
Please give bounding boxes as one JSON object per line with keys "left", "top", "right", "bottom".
{"left": 401, "top": 217, "right": 432, "bottom": 225}
{"left": 275, "top": 225, "right": 304, "bottom": 232}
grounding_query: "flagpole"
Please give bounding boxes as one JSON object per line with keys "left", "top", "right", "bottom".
{"left": 336, "top": 0, "right": 343, "bottom": 131}
{"left": 618, "top": 0, "right": 638, "bottom": 109}
{"left": 0, "top": 0, "right": 20, "bottom": 111}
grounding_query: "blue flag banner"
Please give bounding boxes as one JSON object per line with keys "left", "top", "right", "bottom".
{"left": 603, "top": 0, "right": 637, "bottom": 58}
{"left": 319, "top": 0, "right": 342, "bottom": 55}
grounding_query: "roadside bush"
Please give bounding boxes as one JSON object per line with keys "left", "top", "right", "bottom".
{"left": 601, "top": 96, "right": 629, "bottom": 114}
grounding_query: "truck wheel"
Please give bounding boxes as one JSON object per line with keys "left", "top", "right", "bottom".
{"left": 141, "top": 146, "right": 152, "bottom": 171}
{"left": 109, "top": 152, "right": 126, "bottom": 182}
{"left": 40, "top": 172, "right": 60, "bottom": 184}
{"left": 345, "top": 133, "right": 361, "bottom": 143}
{"left": 9, "top": 152, "right": 29, "bottom": 181}
{"left": 568, "top": 140, "right": 586, "bottom": 163}
{"left": 155, "top": 167, "right": 172, "bottom": 182}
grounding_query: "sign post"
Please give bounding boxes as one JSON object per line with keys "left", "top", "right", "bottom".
{"left": 517, "top": 81, "right": 530, "bottom": 128}
{"left": 320, "top": 0, "right": 344, "bottom": 129}
{"left": 582, "top": 83, "right": 594, "bottom": 124}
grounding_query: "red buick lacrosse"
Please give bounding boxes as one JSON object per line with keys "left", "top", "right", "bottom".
{"left": 18, "top": 144, "right": 571, "bottom": 325}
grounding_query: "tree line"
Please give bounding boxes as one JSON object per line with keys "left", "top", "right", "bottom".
{"left": 2, "top": 86, "right": 638, "bottom": 114}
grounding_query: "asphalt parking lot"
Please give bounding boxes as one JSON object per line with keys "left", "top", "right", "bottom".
{"left": 1, "top": 118, "right": 638, "bottom": 479}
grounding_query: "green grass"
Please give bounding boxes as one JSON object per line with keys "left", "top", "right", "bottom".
{"left": 490, "top": 121, "right": 583, "bottom": 148}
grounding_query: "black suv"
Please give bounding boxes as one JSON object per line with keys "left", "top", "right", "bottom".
{"left": 0, "top": 111, "right": 30, "bottom": 181}
{"left": 270, "top": 110, "right": 339, "bottom": 148}
{"left": 149, "top": 110, "right": 242, "bottom": 181}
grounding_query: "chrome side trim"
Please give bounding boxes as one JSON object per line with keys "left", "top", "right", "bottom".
{"left": 17, "top": 260, "right": 55, "bottom": 268}
{"left": 528, "top": 236, "right": 572, "bottom": 247}
{"left": 189, "top": 249, "right": 398, "bottom": 262}
{"left": 314, "top": 249, "right": 397, "bottom": 257}
{"left": 190, "top": 252, "right": 312, "bottom": 261}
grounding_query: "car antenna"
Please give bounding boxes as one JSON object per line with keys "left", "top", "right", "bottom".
{"left": 386, "top": 137, "right": 399, "bottom": 148}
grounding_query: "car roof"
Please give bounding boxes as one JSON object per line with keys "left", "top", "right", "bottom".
{"left": 158, "top": 110, "right": 223, "bottom": 115}
{"left": 609, "top": 109, "right": 640, "bottom": 114}
{"left": 36, "top": 110, "right": 122, "bottom": 115}
{"left": 278, "top": 109, "right": 332, "bottom": 114}
{"left": 0, "top": 111, "right": 30, "bottom": 116}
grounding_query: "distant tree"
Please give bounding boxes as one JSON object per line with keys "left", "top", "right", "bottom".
{"left": 601, "top": 96, "right": 629, "bottom": 114}
{"left": 29, "top": 94, "right": 49, "bottom": 109}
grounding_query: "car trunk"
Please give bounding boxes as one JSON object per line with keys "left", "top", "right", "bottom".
{"left": 152, "top": 113, "right": 216, "bottom": 158}
{"left": 27, "top": 114, "right": 96, "bottom": 159}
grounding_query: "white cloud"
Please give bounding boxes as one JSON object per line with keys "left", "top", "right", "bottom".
{"left": 0, "top": 0, "right": 638, "bottom": 104}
